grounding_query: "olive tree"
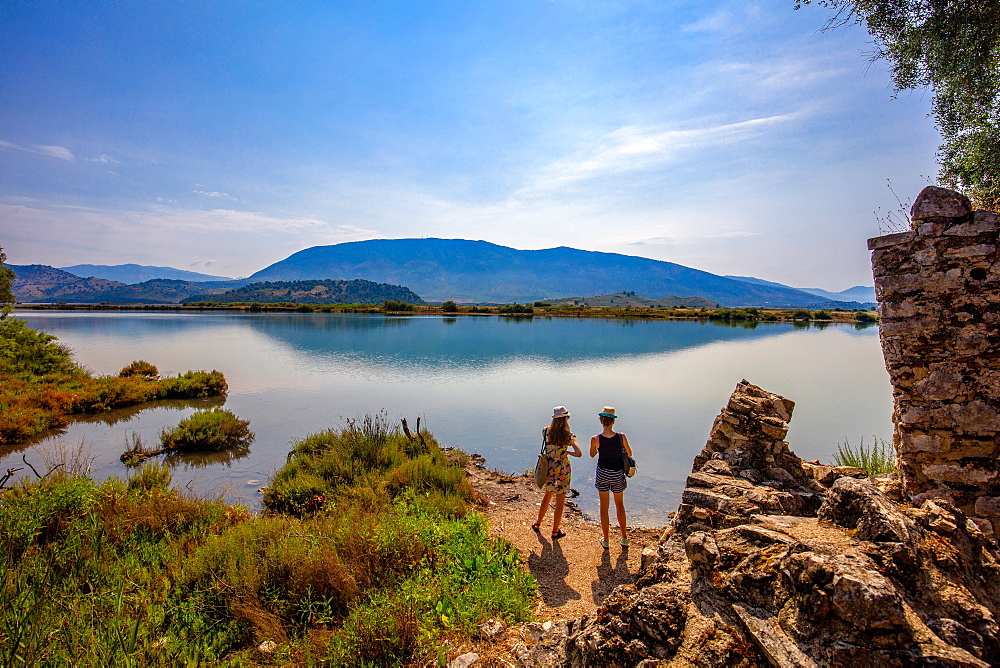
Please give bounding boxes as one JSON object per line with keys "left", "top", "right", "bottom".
{"left": 0, "top": 246, "right": 16, "bottom": 318}
{"left": 797, "top": 0, "right": 1000, "bottom": 210}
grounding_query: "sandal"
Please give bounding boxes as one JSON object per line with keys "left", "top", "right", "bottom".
{"left": 531, "top": 522, "right": 541, "bottom": 532}
{"left": 620, "top": 538, "right": 630, "bottom": 547}
{"left": 551, "top": 529, "right": 566, "bottom": 539}
{"left": 600, "top": 538, "right": 609, "bottom": 549}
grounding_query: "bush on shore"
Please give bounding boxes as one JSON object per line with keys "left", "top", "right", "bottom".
{"left": 159, "top": 408, "right": 254, "bottom": 452}
{"left": 0, "top": 317, "right": 228, "bottom": 443}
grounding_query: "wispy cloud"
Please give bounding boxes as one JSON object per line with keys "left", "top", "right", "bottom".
{"left": 192, "top": 189, "right": 236, "bottom": 200}
{"left": 88, "top": 154, "right": 119, "bottom": 164}
{"left": 525, "top": 113, "right": 802, "bottom": 194}
{"left": 0, "top": 139, "right": 75, "bottom": 161}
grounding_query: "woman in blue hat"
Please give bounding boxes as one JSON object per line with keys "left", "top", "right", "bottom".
{"left": 533, "top": 406, "right": 582, "bottom": 539}
{"left": 590, "top": 406, "right": 632, "bottom": 548}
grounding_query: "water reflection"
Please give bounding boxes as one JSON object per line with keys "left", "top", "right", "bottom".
{"left": 163, "top": 443, "right": 251, "bottom": 470}
{"left": 7, "top": 311, "right": 893, "bottom": 526}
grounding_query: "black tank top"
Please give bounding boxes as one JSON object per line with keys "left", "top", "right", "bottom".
{"left": 597, "top": 433, "right": 624, "bottom": 471}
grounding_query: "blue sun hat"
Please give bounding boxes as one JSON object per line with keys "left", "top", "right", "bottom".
{"left": 598, "top": 406, "right": 617, "bottom": 418}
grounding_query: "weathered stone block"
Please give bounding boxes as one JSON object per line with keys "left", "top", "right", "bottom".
{"left": 868, "top": 231, "right": 916, "bottom": 251}
{"left": 910, "top": 185, "right": 972, "bottom": 222}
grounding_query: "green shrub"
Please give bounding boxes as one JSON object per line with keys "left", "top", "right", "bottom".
{"left": 441, "top": 300, "right": 459, "bottom": 313}
{"left": 156, "top": 370, "right": 228, "bottom": 398}
{"left": 119, "top": 360, "right": 159, "bottom": 379}
{"left": 791, "top": 309, "right": 812, "bottom": 320}
{"left": 383, "top": 300, "right": 417, "bottom": 312}
{"left": 855, "top": 311, "right": 878, "bottom": 323}
{"left": 128, "top": 461, "right": 173, "bottom": 492}
{"left": 814, "top": 310, "right": 833, "bottom": 320}
{"left": 831, "top": 437, "right": 896, "bottom": 475}
{"left": 159, "top": 408, "right": 254, "bottom": 453}
{"left": 498, "top": 303, "right": 533, "bottom": 314}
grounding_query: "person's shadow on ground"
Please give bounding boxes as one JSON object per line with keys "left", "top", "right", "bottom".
{"left": 590, "top": 546, "right": 632, "bottom": 605}
{"left": 528, "top": 534, "right": 582, "bottom": 608}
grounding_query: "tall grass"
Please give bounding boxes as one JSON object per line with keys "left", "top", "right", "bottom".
{"left": 832, "top": 436, "right": 897, "bottom": 475}
{"left": 1, "top": 414, "right": 535, "bottom": 665}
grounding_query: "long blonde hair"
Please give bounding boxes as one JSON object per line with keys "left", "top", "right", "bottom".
{"left": 547, "top": 416, "right": 572, "bottom": 445}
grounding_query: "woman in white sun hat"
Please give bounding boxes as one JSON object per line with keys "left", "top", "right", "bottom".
{"left": 532, "top": 406, "right": 582, "bottom": 539}
{"left": 590, "top": 406, "right": 632, "bottom": 548}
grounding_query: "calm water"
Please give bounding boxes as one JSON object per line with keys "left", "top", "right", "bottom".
{"left": 3, "top": 311, "right": 893, "bottom": 526}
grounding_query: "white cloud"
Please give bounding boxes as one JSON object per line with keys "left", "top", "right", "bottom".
{"left": 33, "top": 145, "right": 75, "bottom": 161}
{"left": 88, "top": 154, "right": 120, "bottom": 164}
{"left": 523, "top": 113, "right": 803, "bottom": 194}
{"left": 0, "top": 139, "right": 75, "bottom": 161}
{"left": 192, "top": 189, "right": 236, "bottom": 200}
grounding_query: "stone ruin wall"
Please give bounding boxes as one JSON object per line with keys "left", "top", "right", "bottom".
{"left": 868, "top": 185, "right": 1000, "bottom": 531}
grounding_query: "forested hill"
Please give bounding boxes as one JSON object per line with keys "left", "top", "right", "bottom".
{"left": 247, "top": 238, "right": 837, "bottom": 307}
{"left": 181, "top": 279, "right": 425, "bottom": 305}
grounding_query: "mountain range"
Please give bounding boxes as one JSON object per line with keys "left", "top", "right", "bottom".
{"left": 10, "top": 239, "right": 874, "bottom": 307}
{"left": 726, "top": 276, "right": 875, "bottom": 304}
{"left": 245, "top": 238, "right": 863, "bottom": 307}
{"left": 59, "top": 263, "right": 233, "bottom": 283}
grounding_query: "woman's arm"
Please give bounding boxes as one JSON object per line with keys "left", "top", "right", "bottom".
{"left": 569, "top": 435, "right": 582, "bottom": 457}
{"left": 621, "top": 433, "right": 632, "bottom": 457}
{"left": 590, "top": 435, "right": 600, "bottom": 458}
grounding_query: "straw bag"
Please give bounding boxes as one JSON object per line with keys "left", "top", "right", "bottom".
{"left": 534, "top": 430, "right": 549, "bottom": 488}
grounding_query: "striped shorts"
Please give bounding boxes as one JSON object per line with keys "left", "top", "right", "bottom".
{"left": 595, "top": 466, "right": 627, "bottom": 493}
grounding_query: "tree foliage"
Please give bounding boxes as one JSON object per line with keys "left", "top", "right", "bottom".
{"left": 0, "top": 246, "right": 17, "bottom": 318}
{"left": 797, "top": 0, "right": 1000, "bottom": 210}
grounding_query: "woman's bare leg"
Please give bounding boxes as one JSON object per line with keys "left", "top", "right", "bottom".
{"left": 536, "top": 491, "right": 553, "bottom": 527}
{"left": 552, "top": 493, "right": 566, "bottom": 532}
{"left": 613, "top": 492, "right": 627, "bottom": 540}
{"left": 598, "top": 490, "right": 611, "bottom": 543}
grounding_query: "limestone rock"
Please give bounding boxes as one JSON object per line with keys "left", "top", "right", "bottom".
{"left": 522, "top": 377, "right": 1000, "bottom": 667}
{"left": 910, "top": 185, "right": 972, "bottom": 223}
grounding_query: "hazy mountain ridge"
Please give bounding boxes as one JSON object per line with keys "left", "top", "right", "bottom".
{"left": 181, "top": 279, "right": 425, "bottom": 305}
{"left": 60, "top": 263, "right": 234, "bottom": 284}
{"left": 725, "top": 275, "right": 875, "bottom": 304}
{"left": 248, "top": 238, "right": 835, "bottom": 307}
{"left": 11, "top": 240, "right": 868, "bottom": 307}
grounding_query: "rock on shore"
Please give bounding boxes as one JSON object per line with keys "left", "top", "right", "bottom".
{"left": 513, "top": 380, "right": 999, "bottom": 667}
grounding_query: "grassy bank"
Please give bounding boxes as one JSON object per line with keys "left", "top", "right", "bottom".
{"left": 0, "top": 316, "right": 227, "bottom": 443}
{"left": 1, "top": 416, "right": 534, "bottom": 665}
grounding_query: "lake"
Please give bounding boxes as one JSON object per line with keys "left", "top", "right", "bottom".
{"left": 2, "top": 311, "right": 893, "bottom": 526}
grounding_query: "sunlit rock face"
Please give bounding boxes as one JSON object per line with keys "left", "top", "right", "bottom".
{"left": 868, "top": 185, "right": 1000, "bottom": 532}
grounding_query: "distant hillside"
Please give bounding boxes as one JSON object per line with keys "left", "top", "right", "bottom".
{"left": 249, "top": 239, "right": 831, "bottom": 307}
{"left": 798, "top": 285, "right": 876, "bottom": 303}
{"left": 11, "top": 265, "right": 127, "bottom": 302}
{"left": 181, "top": 279, "right": 424, "bottom": 305}
{"left": 61, "top": 263, "right": 233, "bottom": 284}
{"left": 544, "top": 292, "right": 717, "bottom": 308}
{"left": 726, "top": 276, "right": 875, "bottom": 305}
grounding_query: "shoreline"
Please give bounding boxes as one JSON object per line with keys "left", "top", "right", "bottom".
{"left": 12, "top": 302, "right": 875, "bottom": 324}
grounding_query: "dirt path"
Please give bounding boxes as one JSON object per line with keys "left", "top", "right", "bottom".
{"left": 465, "top": 454, "right": 663, "bottom": 622}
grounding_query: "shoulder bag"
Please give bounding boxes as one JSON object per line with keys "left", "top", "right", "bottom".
{"left": 621, "top": 435, "right": 637, "bottom": 477}
{"left": 534, "top": 429, "right": 549, "bottom": 488}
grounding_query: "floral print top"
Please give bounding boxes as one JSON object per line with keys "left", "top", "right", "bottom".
{"left": 542, "top": 427, "right": 574, "bottom": 495}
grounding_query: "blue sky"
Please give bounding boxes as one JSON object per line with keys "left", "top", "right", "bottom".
{"left": 1, "top": 0, "right": 939, "bottom": 289}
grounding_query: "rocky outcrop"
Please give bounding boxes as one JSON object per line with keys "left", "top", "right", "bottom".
{"left": 868, "top": 185, "right": 1000, "bottom": 530}
{"left": 515, "top": 381, "right": 1000, "bottom": 667}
